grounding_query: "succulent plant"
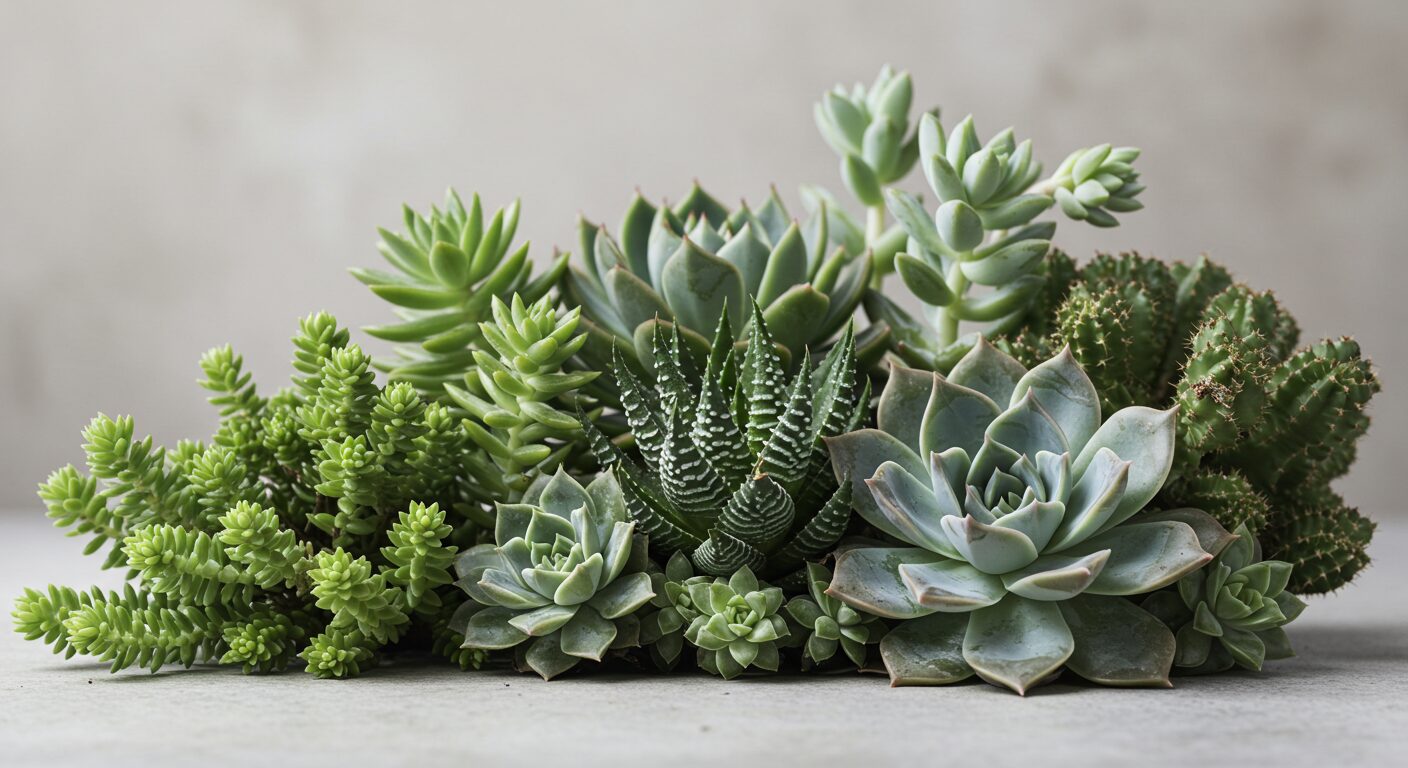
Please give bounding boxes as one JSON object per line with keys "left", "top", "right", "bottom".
{"left": 1143, "top": 524, "right": 1306, "bottom": 674}
{"left": 637, "top": 551, "right": 710, "bottom": 670}
{"left": 996, "top": 252, "right": 1380, "bottom": 593}
{"left": 353, "top": 190, "right": 567, "bottom": 398}
{"left": 824, "top": 341, "right": 1217, "bottom": 693}
{"left": 682, "top": 566, "right": 790, "bottom": 679}
{"left": 785, "top": 562, "right": 887, "bottom": 668}
{"left": 581, "top": 304, "right": 869, "bottom": 579}
{"left": 566, "top": 184, "right": 884, "bottom": 376}
{"left": 452, "top": 468, "right": 655, "bottom": 680}
{"left": 444, "top": 294, "right": 599, "bottom": 505}
{"left": 863, "top": 113, "right": 1143, "bottom": 371}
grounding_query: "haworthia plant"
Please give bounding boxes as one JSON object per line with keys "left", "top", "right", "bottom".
{"left": 825, "top": 341, "right": 1219, "bottom": 694}
{"left": 581, "top": 304, "right": 869, "bottom": 579}
{"left": 997, "top": 252, "right": 1380, "bottom": 593}
{"left": 566, "top": 184, "right": 886, "bottom": 379}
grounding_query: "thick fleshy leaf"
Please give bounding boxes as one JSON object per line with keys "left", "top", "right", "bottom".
{"left": 920, "top": 377, "right": 1001, "bottom": 459}
{"left": 877, "top": 366, "right": 937, "bottom": 456}
{"left": 947, "top": 337, "right": 1027, "bottom": 405}
{"left": 553, "top": 553, "right": 606, "bottom": 605}
{"left": 462, "top": 606, "right": 530, "bottom": 650}
{"left": 755, "top": 223, "right": 809, "bottom": 306}
{"left": 991, "top": 499, "right": 1065, "bottom": 553}
{"left": 1072, "top": 407, "right": 1177, "bottom": 525}
{"left": 1072, "top": 521, "right": 1212, "bottom": 596}
{"left": 661, "top": 238, "right": 746, "bottom": 334}
{"left": 880, "top": 612, "right": 975, "bottom": 686}
{"left": 525, "top": 508, "right": 576, "bottom": 546}
{"left": 525, "top": 632, "right": 580, "bottom": 680}
{"left": 1060, "top": 594, "right": 1175, "bottom": 687}
{"left": 828, "top": 547, "right": 942, "bottom": 619}
{"left": 493, "top": 505, "right": 534, "bottom": 547}
{"left": 716, "top": 223, "right": 770, "bottom": 298}
{"left": 941, "top": 515, "right": 1040, "bottom": 574}
{"left": 1002, "top": 550, "right": 1109, "bottom": 601}
{"left": 824, "top": 429, "right": 927, "bottom": 541}
{"left": 560, "top": 606, "right": 618, "bottom": 661}
{"left": 606, "top": 266, "right": 673, "bottom": 335}
{"left": 507, "top": 603, "right": 580, "bottom": 637}
{"left": 1009, "top": 348, "right": 1101, "bottom": 455}
{"left": 897, "top": 560, "right": 1006, "bottom": 611}
{"left": 928, "top": 448, "right": 971, "bottom": 519}
{"left": 761, "top": 285, "right": 831, "bottom": 355}
{"left": 585, "top": 470, "right": 627, "bottom": 525}
{"left": 1220, "top": 626, "right": 1267, "bottom": 670}
{"left": 962, "top": 596, "right": 1074, "bottom": 695}
{"left": 1047, "top": 448, "right": 1130, "bottom": 552}
{"left": 866, "top": 461, "right": 959, "bottom": 555}
{"left": 1135, "top": 508, "right": 1236, "bottom": 560}
{"left": 480, "top": 568, "right": 553, "bottom": 609}
{"left": 985, "top": 390, "right": 1069, "bottom": 459}
{"left": 587, "top": 571, "right": 655, "bottom": 619}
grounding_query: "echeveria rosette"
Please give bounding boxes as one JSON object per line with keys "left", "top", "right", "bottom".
{"left": 566, "top": 183, "right": 883, "bottom": 377}
{"left": 452, "top": 468, "right": 655, "bottom": 680}
{"left": 1143, "top": 524, "right": 1306, "bottom": 674}
{"left": 637, "top": 552, "right": 710, "bottom": 670}
{"left": 824, "top": 340, "right": 1216, "bottom": 694}
{"left": 785, "top": 562, "right": 888, "bottom": 668}
{"left": 682, "top": 567, "right": 790, "bottom": 680}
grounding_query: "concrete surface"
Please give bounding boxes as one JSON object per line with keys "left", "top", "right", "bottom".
{"left": 1, "top": 513, "right": 1405, "bottom": 767}
{"left": 2, "top": 0, "right": 1405, "bottom": 516}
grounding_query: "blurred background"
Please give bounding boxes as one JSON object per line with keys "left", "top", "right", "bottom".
{"left": 0, "top": 0, "right": 1402, "bottom": 516}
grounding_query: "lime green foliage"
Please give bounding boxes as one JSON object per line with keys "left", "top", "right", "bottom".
{"left": 1144, "top": 525, "right": 1306, "bottom": 673}
{"left": 353, "top": 190, "right": 568, "bottom": 397}
{"left": 637, "top": 551, "right": 710, "bottom": 670}
{"left": 785, "top": 563, "right": 887, "bottom": 668}
{"left": 683, "top": 567, "right": 790, "bottom": 679}
{"left": 13, "top": 314, "right": 479, "bottom": 677}
{"left": 996, "top": 253, "right": 1380, "bottom": 593}
{"left": 452, "top": 469, "right": 655, "bottom": 680}
{"left": 567, "top": 183, "right": 884, "bottom": 378}
{"left": 582, "top": 306, "right": 868, "bottom": 578}
{"left": 445, "top": 294, "right": 600, "bottom": 504}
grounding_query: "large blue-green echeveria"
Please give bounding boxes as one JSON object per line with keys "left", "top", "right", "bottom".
{"left": 452, "top": 468, "right": 654, "bottom": 680}
{"left": 824, "top": 339, "right": 1217, "bottom": 694}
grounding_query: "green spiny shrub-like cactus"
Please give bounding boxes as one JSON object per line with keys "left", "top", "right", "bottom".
{"left": 353, "top": 190, "right": 567, "bottom": 397}
{"left": 567, "top": 184, "right": 885, "bottom": 378}
{"left": 825, "top": 341, "right": 1220, "bottom": 694}
{"left": 581, "top": 304, "right": 869, "bottom": 579}
{"left": 14, "top": 314, "right": 487, "bottom": 677}
{"left": 451, "top": 468, "right": 655, "bottom": 680}
{"left": 995, "top": 253, "right": 1379, "bottom": 593}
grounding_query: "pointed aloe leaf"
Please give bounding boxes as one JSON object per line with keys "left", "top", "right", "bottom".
{"left": 1009, "top": 347, "right": 1101, "bottom": 456}
{"left": 948, "top": 337, "right": 1028, "bottom": 405}
{"left": 741, "top": 304, "right": 788, "bottom": 456}
{"left": 692, "top": 529, "right": 767, "bottom": 577}
{"left": 879, "top": 611, "right": 974, "bottom": 686}
{"left": 758, "top": 356, "right": 814, "bottom": 488}
{"left": 1060, "top": 594, "right": 1175, "bottom": 687}
{"left": 1072, "top": 406, "right": 1177, "bottom": 526}
{"left": 617, "top": 470, "right": 703, "bottom": 551}
{"left": 658, "top": 399, "right": 730, "bottom": 523}
{"left": 771, "top": 481, "right": 852, "bottom": 568}
{"left": 613, "top": 349, "right": 665, "bottom": 463}
{"left": 1001, "top": 550, "right": 1109, "bottom": 601}
{"left": 1070, "top": 521, "right": 1212, "bottom": 596}
{"left": 660, "top": 238, "right": 745, "bottom": 337}
{"left": 897, "top": 559, "right": 1006, "bottom": 611}
{"left": 827, "top": 546, "right": 942, "bottom": 620}
{"left": 716, "top": 474, "right": 796, "bottom": 554}
{"left": 823, "top": 429, "right": 926, "bottom": 541}
{"left": 962, "top": 595, "right": 1074, "bottom": 695}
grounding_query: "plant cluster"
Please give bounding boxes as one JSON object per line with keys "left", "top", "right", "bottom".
{"left": 15, "top": 66, "right": 1377, "bottom": 694}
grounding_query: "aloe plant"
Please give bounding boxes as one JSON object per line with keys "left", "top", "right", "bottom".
{"left": 581, "top": 304, "right": 868, "bottom": 579}
{"left": 566, "top": 184, "right": 885, "bottom": 376}
{"left": 825, "top": 341, "right": 1219, "bottom": 693}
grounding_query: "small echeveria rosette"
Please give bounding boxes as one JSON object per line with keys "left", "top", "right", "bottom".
{"left": 1143, "top": 523, "right": 1306, "bottom": 674}
{"left": 638, "top": 552, "right": 711, "bottom": 670}
{"left": 785, "top": 562, "right": 888, "bottom": 669}
{"left": 824, "top": 339, "right": 1220, "bottom": 694}
{"left": 683, "top": 567, "right": 790, "bottom": 680}
{"left": 451, "top": 468, "right": 655, "bottom": 680}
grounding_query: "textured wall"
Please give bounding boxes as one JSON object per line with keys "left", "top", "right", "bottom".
{"left": 1, "top": 0, "right": 1402, "bottom": 515}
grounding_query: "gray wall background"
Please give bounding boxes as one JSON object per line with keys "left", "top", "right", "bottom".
{"left": 1, "top": 0, "right": 1403, "bottom": 515}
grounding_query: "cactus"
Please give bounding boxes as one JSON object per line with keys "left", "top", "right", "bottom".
{"left": 996, "top": 253, "right": 1380, "bottom": 592}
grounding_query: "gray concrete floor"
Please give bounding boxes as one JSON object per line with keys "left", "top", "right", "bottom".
{"left": 2, "top": 513, "right": 1404, "bottom": 767}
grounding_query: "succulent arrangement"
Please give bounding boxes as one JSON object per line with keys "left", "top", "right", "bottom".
{"left": 14, "top": 67, "right": 1378, "bottom": 695}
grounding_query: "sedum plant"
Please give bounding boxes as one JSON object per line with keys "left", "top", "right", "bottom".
{"left": 353, "top": 189, "right": 567, "bottom": 397}
{"left": 581, "top": 305, "right": 869, "bottom": 578}
{"left": 637, "top": 551, "right": 710, "bottom": 670}
{"left": 450, "top": 468, "right": 655, "bottom": 680}
{"left": 785, "top": 562, "right": 888, "bottom": 669}
{"left": 682, "top": 566, "right": 790, "bottom": 679}
{"left": 1143, "top": 524, "right": 1306, "bottom": 674}
{"left": 567, "top": 184, "right": 884, "bottom": 376}
{"left": 996, "top": 252, "right": 1380, "bottom": 593}
{"left": 14, "top": 315, "right": 479, "bottom": 677}
{"left": 825, "top": 341, "right": 1218, "bottom": 694}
